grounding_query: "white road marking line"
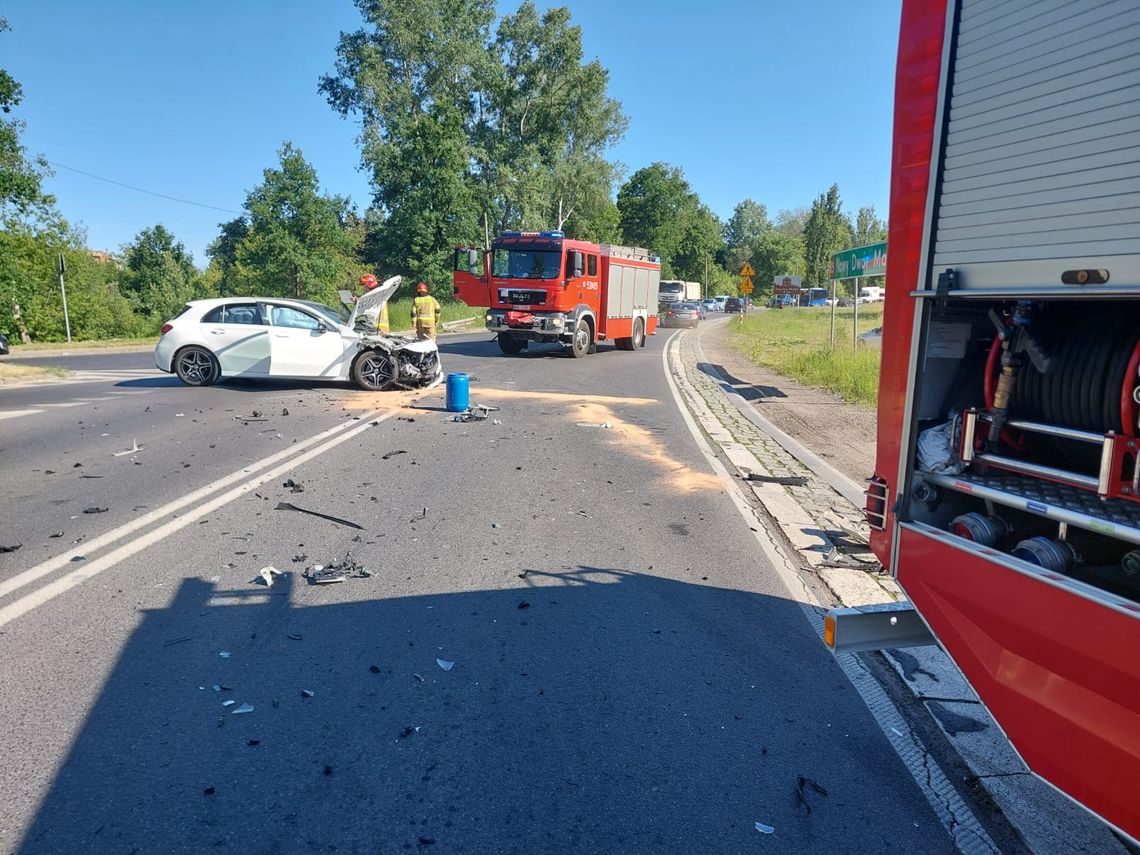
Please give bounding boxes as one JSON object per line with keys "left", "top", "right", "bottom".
{"left": 36, "top": 400, "right": 96, "bottom": 408}
{"left": 0, "top": 407, "right": 396, "bottom": 628}
{"left": 0, "top": 409, "right": 43, "bottom": 420}
{"left": 0, "top": 407, "right": 391, "bottom": 603}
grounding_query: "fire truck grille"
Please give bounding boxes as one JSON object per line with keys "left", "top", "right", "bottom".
{"left": 502, "top": 290, "right": 547, "bottom": 306}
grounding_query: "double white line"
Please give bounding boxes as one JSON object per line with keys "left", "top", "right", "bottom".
{"left": 0, "top": 406, "right": 398, "bottom": 629}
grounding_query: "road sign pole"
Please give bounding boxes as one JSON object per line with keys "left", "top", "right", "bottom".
{"left": 57, "top": 253, "right": 72, "bottom": 343}
{"left": 853, "top": 276, "right": 860, "bottom": 350}
{"left": 830, "top": 279, "right": 836, "bottom": 348}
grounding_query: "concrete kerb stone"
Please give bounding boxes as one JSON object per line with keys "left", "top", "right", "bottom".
{"left": 669, "top": 327, "right": 892, "bottom": 604}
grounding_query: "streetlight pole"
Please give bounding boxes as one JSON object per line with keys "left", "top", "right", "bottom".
{"left": 57, "top": 253, "right": 72, "bottom": 343}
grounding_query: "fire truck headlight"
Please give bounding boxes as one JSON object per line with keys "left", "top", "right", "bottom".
{"left": 549, "top": 318, "right": 563, "bottom": 328}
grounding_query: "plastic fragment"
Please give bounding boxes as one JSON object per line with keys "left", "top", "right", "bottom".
{"left": 412, "top": 673, "right": 424, "bottom": 682}
{"left": 49, "top": 532, "right": 63, "bottom": 538}
{"left": 754, "top": 822, "right": 774, "bottom": 834}
{"left": 369, "top": 665, "right": 381, "bottom": 674}
{"left": 436, "top": 658, "right": 454, "bottom": 671}
{"left": 111, "top": 439, "right": 143, "bottom": 457}
{"left": 287, "top": 634, "right": 303, "bottom": 641}
{"left": 231, "top": 703, "right": 254, "bottom": 714}
{"left": 83, "top": 507, "right": 108, "bottom": 514}
{"left": 276, "top": 502, "right": 363, "bottom": 530}
{"left": 0, "top": 544, "right": 21, "bottom": 553}
{"left": 282, "top": 479, "right": 304, "bottom": 493}
{"left": 301, "top": 689, "right": 315, "bottom": 698}
{"left": 257, "top": 566, "right": 283, "bottom": 587}
{"left": 203, "top": 786, "right": 216, "bottom": 796}
{"left": 222, "top": 700, "right": 235, "bottom": 707}
{"left": 219, "top": 651, "right": 231, "bottom": 658}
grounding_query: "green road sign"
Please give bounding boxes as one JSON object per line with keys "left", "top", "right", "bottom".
{"left": 831, "top": 242, "right": 887, "bottom": 280}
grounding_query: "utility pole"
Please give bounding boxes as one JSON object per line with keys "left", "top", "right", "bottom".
{"left": 57, "top": 253, "right": 72, "bottom": 343}
{"left": 704, "top": 255, "right": 709, "bottom": 300}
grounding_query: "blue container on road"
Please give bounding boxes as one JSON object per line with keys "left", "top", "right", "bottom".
{"left": 445, "top": 372, "right": 469, "bottom": 412}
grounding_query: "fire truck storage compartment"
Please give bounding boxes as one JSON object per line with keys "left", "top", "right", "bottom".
{"left": 903, "top": 297, "right": 1140, "bottom": 607}
{"left": 932, "top": 0, "right": 1140, "bottom": 293}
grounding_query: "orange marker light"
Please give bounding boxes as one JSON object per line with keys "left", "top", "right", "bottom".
{"left": 823, "top": 614, "right": 837, "bottom": 648}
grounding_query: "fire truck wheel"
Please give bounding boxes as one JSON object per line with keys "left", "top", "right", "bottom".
{"left": 570, "top": 319, "right": 591, "bottom": 358}
{"left": 497, "top": 334, "right": 527, "bottom": 355}
{"left": 633, "top": 318, "right": 645, "bottom": 348}
{"left": 352, "top": 350, "right": 396, "bottom": 391}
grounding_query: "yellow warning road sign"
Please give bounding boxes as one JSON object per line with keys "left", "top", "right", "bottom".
{"left": 739, "top": 262, "right": 754, "bottom": 277}
{"left": 740, "top": 277, "right": 754, "bottom": 294}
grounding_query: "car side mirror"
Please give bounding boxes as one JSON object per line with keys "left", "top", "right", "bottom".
{"left": 467, "top": 248, "right": 480, "bottom": 275}
{"left": 316, "top": 323, "right": 330, "bottom": 334}
{"left": 570, "top": 251, "right": 584, "bottom": 278}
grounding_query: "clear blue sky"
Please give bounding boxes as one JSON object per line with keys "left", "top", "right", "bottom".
{"left": 4, "top": 0, "right": 901, "bottom": 267}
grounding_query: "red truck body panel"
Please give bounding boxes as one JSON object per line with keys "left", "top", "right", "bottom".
{"left": 876, "top": 0, "right": 1140, "bottom": 839}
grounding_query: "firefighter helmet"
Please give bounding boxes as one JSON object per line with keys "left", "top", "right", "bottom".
{"left": 359, "top": 274, "right": 379, "bottom": 290}
{"left": 416, "top": 282, "right": 429, "bottom": 293}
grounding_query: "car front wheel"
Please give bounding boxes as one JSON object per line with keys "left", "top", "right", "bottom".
{"left": 174, "top": 346, "right": 220, "bottom": 386}
{"left": 353, "top": 349, "right": 396, "bottom": 391}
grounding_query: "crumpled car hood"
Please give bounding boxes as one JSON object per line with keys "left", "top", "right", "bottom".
{"left": 348, "top": 275, "right": 401, "bottom": 330}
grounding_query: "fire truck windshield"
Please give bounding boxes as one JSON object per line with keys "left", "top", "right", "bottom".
{"left": 492, "top": 247, "right": 562, "bottom": 280}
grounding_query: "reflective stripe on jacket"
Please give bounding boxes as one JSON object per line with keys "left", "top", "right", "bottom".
{"left": 413, "top": 295, "right": 441, "bottom": 322}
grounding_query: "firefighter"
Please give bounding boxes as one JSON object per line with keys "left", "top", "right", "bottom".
{"left": 411, "top": 282, "right": 441, "bottom": 341}
{"left": 356, "top": 274, "right": 390, "bottom": 333}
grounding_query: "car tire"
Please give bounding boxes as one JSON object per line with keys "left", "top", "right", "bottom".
{"left": 174, "top": 346, "right": 220, "bottom": 387}
{"left": 497, "top": 333, "right": 527, "bottom": 355}
{"left": 352, "top": 349, "right": 396, "bottom": 391}
{"left": 569, "top": 318, "right": 591, "bottom": 359}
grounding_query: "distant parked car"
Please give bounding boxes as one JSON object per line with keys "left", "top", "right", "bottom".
{"left": 661, "top": 302, "right": 701, "bottom": 328}
{"left": 701, "top": 299, "right": 719, "bottom": 314}
{"left": 0, "top": 332, "right": 8, "bottom": 356}
{"left": 724, "top": 297, "right": 743, "bottom": 313}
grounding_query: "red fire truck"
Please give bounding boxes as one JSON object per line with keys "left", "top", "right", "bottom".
{"left": 828, "top": 0, "right": 1140, "bottom": 841}
{"left": 452, "top": 230, "right": 660, "bottom": 357}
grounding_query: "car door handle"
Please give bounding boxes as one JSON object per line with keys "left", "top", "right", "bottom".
{"left": 209, "top": 329, "right": 226, "bottom": 334}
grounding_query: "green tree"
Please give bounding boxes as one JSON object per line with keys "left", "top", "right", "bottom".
{"left": 0, "top": 19, "right": 59, "bottom": 341}
{"left": 724, "top": 198, "right": 770, "bottom": 275}
{"left": 321, "top": 0, "right": 626, "bottom": 293}
{"left": 224, "top": 142, "right": 360, "bottom": 304}
{"left": 774, "top": 207, "right": 810, "bottom": 238}
{"left": 751, "top": 231, "right": 805, "bottom": 298}
{"left": 205, "top": 217, "right": 249, "bottom": 296}
{"left": 616, "top": 163, "right": 694, "bottom": 277}
{"left": 852, "top": 204, "right": 887, "bottom": 247}
{"left": 320, "top": 0, "right": 492, "bottom": 291}
{"left": 803, "top": 184, "right": 852, "bottom": 287}
{"left": 119, "top": 224, "right": 199, "bottom": 320}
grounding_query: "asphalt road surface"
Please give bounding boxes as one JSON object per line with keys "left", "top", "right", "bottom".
{"left": 0, "top": 332, "right": 961, "bottom": 854}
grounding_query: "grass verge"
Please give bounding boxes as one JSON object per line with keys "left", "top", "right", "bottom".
{"left": 0, "top": 362, "right": 70, "bottom": 385}
{"left": 385, "top": 300, "right": 483, "bottom": 332}
{"left": 10, "top": 337, "right": 156, "bottom": 353}
{"left": 726, "top": 307, "right": 883, "bottom": 407}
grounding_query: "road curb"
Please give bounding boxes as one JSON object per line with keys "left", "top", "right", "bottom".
{"left": 677, "top": 322, "right": 1130, "bottom": 855}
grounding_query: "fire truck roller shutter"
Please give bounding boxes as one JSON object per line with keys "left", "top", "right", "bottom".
{"left": 931, "top": 1, "right": 1140, "bottom": 290}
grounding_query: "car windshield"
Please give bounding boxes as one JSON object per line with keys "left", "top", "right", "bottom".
{"left": 660, "top": 282, "right": 683, "bottom": 294}
{"left": 297, "top": 300, "right": 348, "bottom": 325}
{"left": 492, "top": 247, "right": 562, "bottom": 280}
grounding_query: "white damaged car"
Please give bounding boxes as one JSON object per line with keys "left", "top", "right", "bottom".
{"left": 155, "top": 276, "right": 442, "bottom": 391}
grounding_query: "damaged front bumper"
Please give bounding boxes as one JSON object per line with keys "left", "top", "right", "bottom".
{"left": 358, "top": 334, "right": 443, "bottom": 390}
{"left": 485, "top": 309, "right": 571, "bottom": 343}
